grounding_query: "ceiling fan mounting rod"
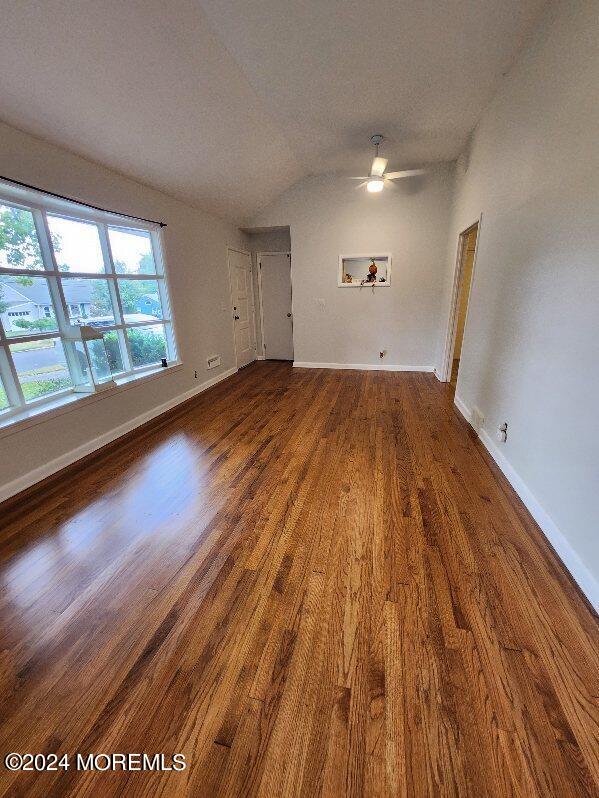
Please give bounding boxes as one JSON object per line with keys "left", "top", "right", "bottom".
{"left": 370, "top": 133, "right": 384, "bottom": 154}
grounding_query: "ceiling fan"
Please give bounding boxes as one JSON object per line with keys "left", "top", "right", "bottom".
{"left": 352, "top": 134, "right": 425, "bottom": 193}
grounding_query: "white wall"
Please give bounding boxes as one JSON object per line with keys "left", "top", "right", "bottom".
{"left": 0, "top": 121, "right": 247, "bottom": 497}
{"left": 438, "top": 0, "right": 599, "bottom": 606}
{"left": 252, "top": 167, "right": 454, "bottom": 369}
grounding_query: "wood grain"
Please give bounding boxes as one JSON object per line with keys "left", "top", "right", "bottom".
{"left": 0, "top": 362, "right": 597, "bottom": 797}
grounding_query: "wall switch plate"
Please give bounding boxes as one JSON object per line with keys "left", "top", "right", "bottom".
{"left": 207, "top": 355, "right": 221, "bottom": 370}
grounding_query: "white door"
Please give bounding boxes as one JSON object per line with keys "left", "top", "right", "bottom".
{"left": 228, "top": 248, "right": 256, "bottom": 369}
{"left": 259, "top": 253, "right": 294, "bottom": 360}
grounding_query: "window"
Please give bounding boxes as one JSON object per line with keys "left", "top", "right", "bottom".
{"left": 0, "top": 184, "right": 177, "bottom": 426}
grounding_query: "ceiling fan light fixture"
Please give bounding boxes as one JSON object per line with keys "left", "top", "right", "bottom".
{"left": 367, "top": 177, "right": 384, "bottom": 193}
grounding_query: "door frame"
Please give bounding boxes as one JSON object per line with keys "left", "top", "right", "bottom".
{"left": 227, "top": 246, "right": 257, "bottom": 369}
{"left": 440, "top": 215, "right": 482, "bottom": 382}
{"left": 256, "top": 251, "right": 292, "bottom": 360}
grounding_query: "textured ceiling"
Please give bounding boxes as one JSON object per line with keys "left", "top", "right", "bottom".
{"left": 0, "top": 0, "right": 546, "bottom": 221}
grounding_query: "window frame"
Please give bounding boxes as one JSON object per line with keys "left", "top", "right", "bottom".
{"left": 0, "top": 181, "right": 179, "bottom": 428}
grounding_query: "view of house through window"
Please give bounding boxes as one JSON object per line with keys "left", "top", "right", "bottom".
{"left": 0, "top": 187, "right": 177, "bottom": 424}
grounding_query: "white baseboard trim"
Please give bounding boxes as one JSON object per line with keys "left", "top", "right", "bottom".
{"left": 454, "top": 395, "right": 599, "bottom": 613}
{"left": 0, "top": 366, "right": 238, "bottom": 505}
{"left": 256, "top": 355, "right": 265, "bottom": 360}
{"left": 293, "top": 361, "right": 433, "bottom": 372}
{"left": 453, "top": 393, "right": 471, "bottom": 423}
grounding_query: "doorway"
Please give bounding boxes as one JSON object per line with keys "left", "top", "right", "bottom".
{"left": 228, "top": 247, "right": 256, "bottom": 369}
{"left": 257, "top": 252, "right": 294, "bottom": 361}
{"left": 444, "top": 221, "right": 479, "bottom": 388}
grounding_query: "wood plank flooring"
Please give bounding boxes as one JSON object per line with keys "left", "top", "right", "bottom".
{"left": 0, "top": 362, "right": 597, "bottom": 797}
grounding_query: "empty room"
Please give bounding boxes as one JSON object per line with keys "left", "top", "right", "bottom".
{"left": 0, "top": 1, "right": 597, "bottom": 796}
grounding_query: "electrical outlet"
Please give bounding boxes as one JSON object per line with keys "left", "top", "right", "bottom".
{"left": 379, "top": 350, "right": 387, "bottom": 358}
{"left": 194, "top": 370, "right": 198, "bottom": 379}
{"left": 497, "top": 421, "right": 508, "bottom": 443}
{"left": 206, "top": 355, "right": 221, "bottom": 370}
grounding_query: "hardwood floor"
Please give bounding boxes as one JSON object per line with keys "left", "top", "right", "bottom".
{"left": 0, "top": 362, "right": 597, "bottom": 797}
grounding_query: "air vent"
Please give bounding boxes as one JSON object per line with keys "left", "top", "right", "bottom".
{"left": 207, "top": 355, "right": 221, "bottom": 370}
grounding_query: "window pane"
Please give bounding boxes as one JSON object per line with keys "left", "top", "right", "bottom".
{"left": 60, "top": 277, "right": 116, "bottom": 326}
{"left": 96, "top": 330, "right": 125, "bottom": 377}
{"left": 47, "top": 215, "right": 105, "bottom": 274}
{"left": 76, "top": 336, "right": 121, "bottom": 384}
{"left": 0, "top": 374, "right": 9, "bottom": 410}
{"left": 117, "top": 279, "right": 164, "bottom": 322}
{"left": 109, "top": 227, "right": 156, "bottom": 274}
{"left": 126, "top": 324, "right": 167, "bottom": 368}
{"left": 0, "top": 276, "right": 59, "bottom": 337}
{"left": 0, "top": 203, "right": 44, "bottom": 271}
{"left": 10, "top": 338, "right": 72, "bottom": 402}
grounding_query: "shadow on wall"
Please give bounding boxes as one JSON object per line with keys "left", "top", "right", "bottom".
{"left": 390, "top": 174, "right": 427, "bottom": 196}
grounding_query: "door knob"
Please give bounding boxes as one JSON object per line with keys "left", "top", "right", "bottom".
{"left": 234, "top": 315, "right": 240, "bottom": 320}
{"left": 287, "top": 313, "right": 292, "bottom": 318}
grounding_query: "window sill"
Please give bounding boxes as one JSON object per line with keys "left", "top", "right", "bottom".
{"left": 0, "top": 362, "right": 182, "bottom": 440}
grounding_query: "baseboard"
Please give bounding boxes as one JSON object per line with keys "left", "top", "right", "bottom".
{"left": 256, "top": 355, "right": 265, "bottom": 360}
{"left": 0, "top": 366, "right": 238, "bottom": 505}
{"left": 454, "top": 396, "right": 599, "bottom": 613}
{"left": 453, "top": 393, "right": 471, "bottom": 423}
{"left": 293, "top": 361, "right": 433, "bottom": 372}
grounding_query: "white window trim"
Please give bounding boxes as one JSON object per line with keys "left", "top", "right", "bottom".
{"left": 0, "top": 180, "right": 180, "bottom": 430}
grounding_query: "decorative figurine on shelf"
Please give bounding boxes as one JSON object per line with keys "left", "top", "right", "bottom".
{"left": 361, "top": 258, "right": 378, "bottom": 285}
{"left": 343, "top": 272, "right": 353, "bottom": 283}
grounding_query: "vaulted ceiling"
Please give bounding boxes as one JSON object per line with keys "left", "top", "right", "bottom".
{"left": 0, "top": 0, "right": 546, "bottom": 222}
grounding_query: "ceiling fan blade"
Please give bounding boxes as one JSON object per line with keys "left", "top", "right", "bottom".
{"left": 370, "top": 156, "right": 388, "bottom": 176}
{"left": 349, "top": 176, "right": 369, "bottom": 180}
{"left": 354, "top": 181, "right": 368, "bottom": 189}
{"left": 385, "top": 169, "right": 426, "bottom": 180}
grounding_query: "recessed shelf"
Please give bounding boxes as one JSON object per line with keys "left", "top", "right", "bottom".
{"left": 338, "top": 253, "right": 391, "bottom": 287}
